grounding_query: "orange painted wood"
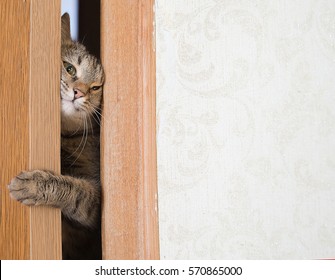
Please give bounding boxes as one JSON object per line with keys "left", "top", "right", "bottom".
{"left": 0, "top": 0, "right": 61, "bottom": 260}
{"left": 101, "top": 0, "right": 159, "bottom": 259}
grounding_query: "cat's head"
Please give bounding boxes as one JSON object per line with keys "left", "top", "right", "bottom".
{"left": 61, "top": 13, "right": 104, "bottom": 135}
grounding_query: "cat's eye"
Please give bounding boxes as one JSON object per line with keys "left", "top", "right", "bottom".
{"left": 91, "top": 86, "right": 101, "bottom": 91}
{"left": 63, "top": 61, "right": 76, "bottom": 77}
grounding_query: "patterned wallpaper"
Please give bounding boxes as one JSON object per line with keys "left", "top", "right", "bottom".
{"left": 156, "top": 0, "right": 335, "bottom": 259}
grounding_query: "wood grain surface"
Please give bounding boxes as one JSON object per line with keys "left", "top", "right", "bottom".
{"left": 101, "top": 0, "right": 160, "bottom": 259}
{"left": 29, "top": 0, "right": 62, "bottom": 260}
{"left": 0, "top": 0, "right": 61, "bottom": 260}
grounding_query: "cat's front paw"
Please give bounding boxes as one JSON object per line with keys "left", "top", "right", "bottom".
{"left": 8, "top": 170, "right": 49, "bottom": 206}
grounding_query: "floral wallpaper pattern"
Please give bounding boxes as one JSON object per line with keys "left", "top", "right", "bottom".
{"left": 156, "top": 0, "right": 335, "bottom": 259}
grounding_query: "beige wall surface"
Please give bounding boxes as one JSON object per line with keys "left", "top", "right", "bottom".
{"left": 156, "top": 0, "right": 335, "bottom": 259}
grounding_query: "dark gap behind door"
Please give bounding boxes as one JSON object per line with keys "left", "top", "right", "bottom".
{"left": 78, "top": 0, "right": 101, "bottom": 59}
{"left": 78, "top": 0, "right": 102, "bottom": 260}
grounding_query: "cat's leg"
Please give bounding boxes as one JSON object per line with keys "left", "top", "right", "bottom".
{"left": 8, "top": 170, "right": 100, "bottom": 228}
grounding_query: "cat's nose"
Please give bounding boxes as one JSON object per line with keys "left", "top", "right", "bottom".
{"left": 73, "top": 88, "right": 85, "bottom": 99}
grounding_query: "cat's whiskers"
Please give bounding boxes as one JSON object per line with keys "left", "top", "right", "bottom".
{"left": 90, "top": 103, "right": 112, "bottom": 127}
{"left": 80, "top": 34, "right": 87, "bottom": 45}
{"left": 69, "top": 114, "right": 89, "bottom": 167}
{"left": 79, "top": 102, "right": 98, "bottom": 134}
{"left": 68, "top": 117, "right": 82, "bottom": 137}
{"left": 66, "top": 113, "right": 87, "bottom": 164}
{"left": 85, "top": 107, "right": 95, "bottom": 135}
{"left": 90, "top": 107, "right": 102, "bottom": 127}
{"left": 92, "top": 112, "right": 101, "bottom": 127}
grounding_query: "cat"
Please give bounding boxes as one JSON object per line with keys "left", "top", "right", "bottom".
{"left": 7, "top": 13, "right": 104, "bottom": 260}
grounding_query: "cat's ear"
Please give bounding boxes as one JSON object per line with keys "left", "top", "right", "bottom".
{"left": 61, "top": 13, "right": 72, "bottom": 44}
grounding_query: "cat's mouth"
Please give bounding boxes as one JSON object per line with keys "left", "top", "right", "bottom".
{"left": 61, "top": 90, "right": 83, "bottom": 109}
{"left": 61, "top": 98, "right": 83, "bottom": 115}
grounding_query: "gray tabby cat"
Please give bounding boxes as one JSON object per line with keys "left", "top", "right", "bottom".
{"left": 8, "top": 13, "right": 104, "bottom": 260}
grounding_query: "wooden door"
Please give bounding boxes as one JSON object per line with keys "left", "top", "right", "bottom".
{"left": 101, "top": 0, "right": 160, "bottom": 259}
{"left": 0, "top": 0, "right": 62, "bottom": 260}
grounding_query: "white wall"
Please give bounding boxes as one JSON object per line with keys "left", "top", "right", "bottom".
{"left": 156, "top": 0, "right": 335, "bottom": 259}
